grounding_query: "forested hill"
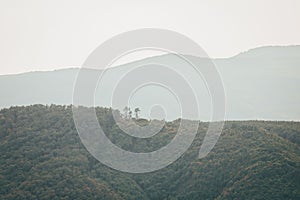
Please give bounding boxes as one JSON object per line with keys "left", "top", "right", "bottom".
{"left": 0, "top": 105, "right": 300, "bottom": 199}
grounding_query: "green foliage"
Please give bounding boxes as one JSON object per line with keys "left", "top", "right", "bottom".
{"left": 0, "top": 105, "right": 299, "bottom": 199}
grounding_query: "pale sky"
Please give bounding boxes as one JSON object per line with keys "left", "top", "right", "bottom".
{"left": 0, "top": 0, "right": 299, "bottom": 75}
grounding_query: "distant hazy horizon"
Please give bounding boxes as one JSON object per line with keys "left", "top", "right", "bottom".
{"left": 1, "top": 0, "right": 300, "bottom": 75}
{"left": 0, "top": 44, "right": 299, "bottom": 76}
{"left": 1, "top": 45, "right": 299, "bottom": 121}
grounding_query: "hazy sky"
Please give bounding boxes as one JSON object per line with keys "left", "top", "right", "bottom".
{"left": 0, "top": 0, "right": 299, "bottom": 75}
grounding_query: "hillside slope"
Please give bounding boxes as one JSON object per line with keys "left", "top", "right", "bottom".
{"left": 0, "top": 105, "right": 299, "bottom": 199}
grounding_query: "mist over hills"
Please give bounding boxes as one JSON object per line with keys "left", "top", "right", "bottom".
{"left": 1, "top": 45, "right": 299, "bottom": 120}
{"left": 0, "top": 46, "right": 300, "bottom": 199}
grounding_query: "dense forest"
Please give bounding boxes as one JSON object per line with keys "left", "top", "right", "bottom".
{"left": 0, "top": 105, "right": 300, "bottom": 199}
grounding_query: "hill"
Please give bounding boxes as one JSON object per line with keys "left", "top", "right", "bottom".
{"left": 0, "top": 45, "right": 300, "bottom": 120}
{"left": 0, "top": 105, "right": 299, "bottom": 199}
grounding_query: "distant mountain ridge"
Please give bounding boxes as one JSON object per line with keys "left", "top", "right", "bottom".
{"left": 0, "top": 45, "right": 300, "bottom": 120}
{"left": 233, "top": 45, "right": 300, "bottom": 59}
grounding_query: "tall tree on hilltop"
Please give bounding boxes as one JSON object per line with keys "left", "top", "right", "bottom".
{"left": 134, "top": 108, "right": 140, "bottom": 119}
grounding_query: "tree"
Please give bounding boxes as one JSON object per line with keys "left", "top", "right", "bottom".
{"left": 134, "top": 108, "right": 140, "bottom": 119}
{"left": 123, "top": 106, "right": 129, "bottom": 119}
{"left": 128, "top": 109, "right": 132, "bottom": 119}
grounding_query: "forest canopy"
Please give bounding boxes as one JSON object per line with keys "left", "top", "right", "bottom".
{"left": 0, "top": 105, "right": 299, "bottom": 200}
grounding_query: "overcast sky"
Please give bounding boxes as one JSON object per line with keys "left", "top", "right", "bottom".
{"left": 0, "top": 0, "right": 299, "bottom": 75}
